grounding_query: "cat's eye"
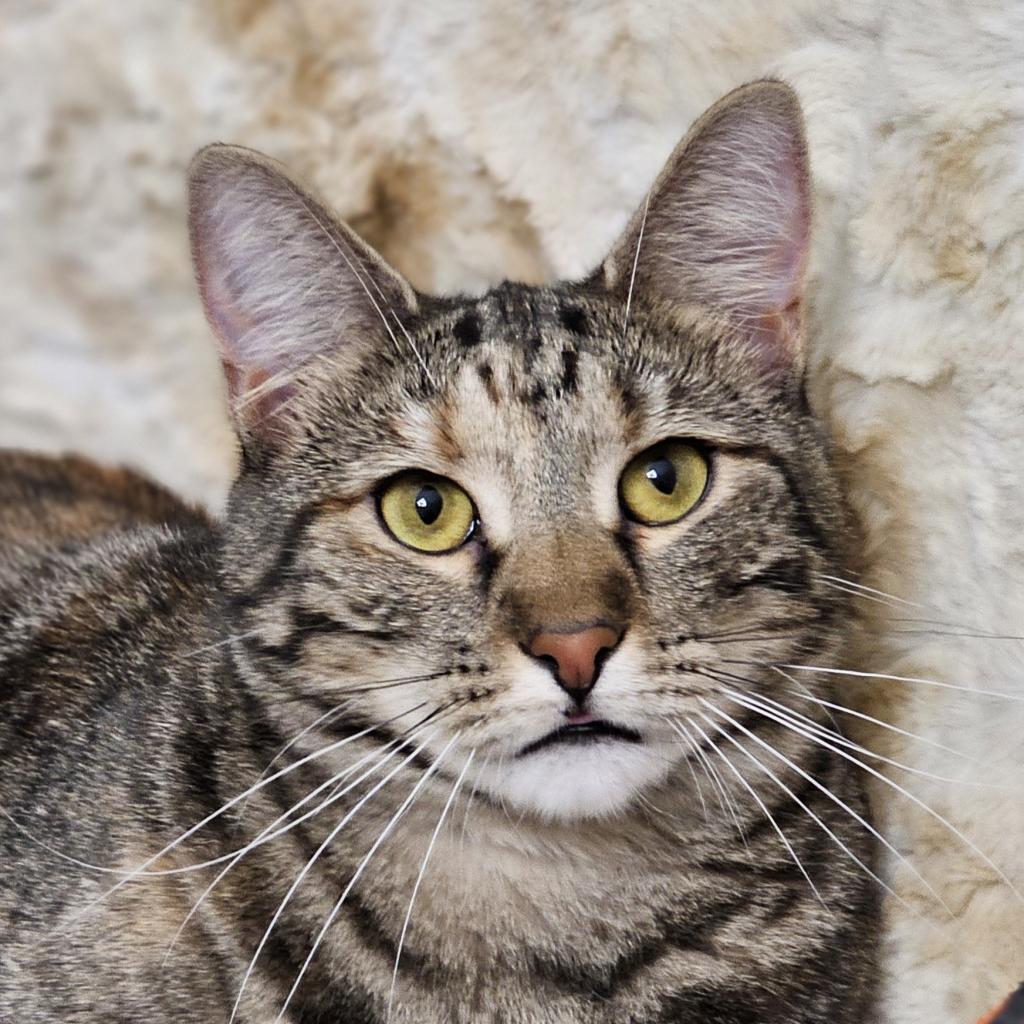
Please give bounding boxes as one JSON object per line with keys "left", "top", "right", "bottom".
{"left": 378, "top": 472, "right": 477, "bottom": 553}
{"left": 619, "top": 441, "right": 709, "bottom": 525}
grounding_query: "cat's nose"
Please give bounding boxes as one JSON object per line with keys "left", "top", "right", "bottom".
{"left": 528, "top": 624, "right": 623, "bottom": 699}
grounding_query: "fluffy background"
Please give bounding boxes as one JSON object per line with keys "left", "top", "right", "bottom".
{"left": 2, "top": 1, "right": 1023, "bottom": 1020}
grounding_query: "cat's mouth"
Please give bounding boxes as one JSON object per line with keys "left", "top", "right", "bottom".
{"left": 518, "top": 718, "right": 643, "bottom": 757}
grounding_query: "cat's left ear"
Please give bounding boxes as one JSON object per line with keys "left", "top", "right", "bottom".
{"left": 188, "top": 144, "right": 417, "bottom": 441}
{"left": 601, "top": 80, "right": 810, "bottom": 377}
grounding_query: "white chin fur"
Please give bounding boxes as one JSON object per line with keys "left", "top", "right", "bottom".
{"left": 484, "top": 740, "right": 670, "bottom": 821}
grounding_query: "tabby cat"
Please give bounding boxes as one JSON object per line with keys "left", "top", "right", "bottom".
{"left": 0, "top": 81, "right": 879, "bottom": 1023}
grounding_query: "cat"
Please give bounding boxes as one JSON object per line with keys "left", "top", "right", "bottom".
{"left": 0, "top": 81, "right": 880, "bottom": 1023}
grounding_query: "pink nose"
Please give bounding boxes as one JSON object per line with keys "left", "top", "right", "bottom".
{"left": 528, "top": 624, "right": 623, "bottom": 694}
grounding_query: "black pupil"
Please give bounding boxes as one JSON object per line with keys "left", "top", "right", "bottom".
{"left": 645, "top": 457, "right": 677, "bottom": 496}
{"left": 414, "top": 485, "right": 444, "bottom": 525}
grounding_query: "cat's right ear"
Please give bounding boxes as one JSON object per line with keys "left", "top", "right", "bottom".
{"left": 600, "top": 80, "right": 811, "bottom": 380}
{"left": 188, "top": 145, "right": 416, "bottom": 443}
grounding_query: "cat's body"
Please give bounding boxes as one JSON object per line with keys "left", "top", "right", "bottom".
{"left": 0, "top": 83, "right": 880, "bottom": 1022}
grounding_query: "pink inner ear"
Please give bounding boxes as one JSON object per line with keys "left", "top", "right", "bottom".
{"left": 749, "top": 303, "right": 802, "bottom": 373}
{"left": 222, "top": 361, "right": 296, "bottom": 428}
{"left": 195, "top": 231, "right": 295, "bottom": 420}
{"left": 201, "top": 271, "right": 259, "bottom": 366}
{"left": 761, "top": 140, "right": 809, "bottom": 315}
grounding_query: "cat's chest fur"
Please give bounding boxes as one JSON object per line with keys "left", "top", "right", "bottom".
{"left": 211, "top": 757, "right": 873, "bottom": 1024}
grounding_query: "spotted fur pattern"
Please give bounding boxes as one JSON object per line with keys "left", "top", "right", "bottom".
{"left": 0, "top": 82, "right": 879, "bottom": 1022}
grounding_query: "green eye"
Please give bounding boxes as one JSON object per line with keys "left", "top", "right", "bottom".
{"left": 619, "top": 441, "right": 709, "bottom": 525}
{"left": 379, "top": 473, "right": 476, "bottom": 553}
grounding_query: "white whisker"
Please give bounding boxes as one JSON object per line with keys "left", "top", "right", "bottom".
{"left": 771, "top": 667, "right": 981, "bottom": 765}
{"left": 771, "top": 666, "right": 843, "bottom": 733}
{"left": 779, "top": 663, "right": 1024, "bottom": 703}
{"left": 822, "top": 575, "right": 1024, "bottom": 640}
{"left": 275, "top": 735, "right": 460, "bottom": 1021}
{"left": 387, "top": 749, "right": 476, "bottom": 1020}
{"left": 622, "top": 194, "right": 650, "bottom": 336}
{"left": 670, "top": 720, "right": 744, "bottom": 844}
{"left": 818, "top": 574, "right": 924, "bottom": 610}
{"left": 686, "top": 715, "right": 826, "bottom": 908}
{"left": 700, "top": 697, "right": 950, "bottom": 915}
{"left": 230, "top": 731, "right": 440, "bottom": 1024}
{"left": 180, "top": 630, "right": 263, "bottom": 658}
{"left": 362, "top": 263, "right": 437, "bottom": 387}
{"left": 233, "top": 698, "right": 354, "bottom": 829}
{"left": 670, "top": 722, "right": 710, "bottom": 821}
{"left": 294, "top": 193, "right": 437, "bottom": 388}
{"left": 721, "top": 684, "right": 1004, "bottom": 790}
{"left": 720, "top": 690, "right": 1024, "bottom": 903}
{"left": 459, "top": 749, "right": 493, "bottom": 851}
{"left": 162, "top": 731, "right": 424, "bottom": 965}
{"left": 20, "top": 712, "right": 426, "bottom": 927}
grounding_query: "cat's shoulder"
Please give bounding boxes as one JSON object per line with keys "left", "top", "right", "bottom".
{"left": 0, "top": 450, "right": 209, "bottom": 560}
{"left": 0, "top": 451, "right": 222, "bottom": 695}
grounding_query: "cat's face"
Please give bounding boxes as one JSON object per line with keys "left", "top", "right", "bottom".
{"left": 191, "top": 81, "right": 849, "bottom": 821}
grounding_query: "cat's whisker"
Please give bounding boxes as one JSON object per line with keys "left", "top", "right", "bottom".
{"left": 686, "top": 715, "right": 826, "bottom": 909}
{"left": 821, "top": 578, "right": 926, "bottom": 616}
{"left": 363, "top": 267, "right": 438, "bottom": 389}
{"left": 326, "top": 670, "right": 450, "bottom": 698}
{"left": 697, "top": 686, "right": 953, "bottom": 915}
{"left": 716, "top": 686, "right": 1024, "bottom": 904}
{"left": 770, "top": 667, "right": 982, "bottom": 765}
{"left": 698, "top": 660, "right": 977, "bottom": 765}
{"left": 492, "top": 749, "right": 517, "bottom": 825}
{"left": 636, "top": 793, "right": 681, "bottom": 823}
{"left": 205, "top": 699, "right": 474, "bottom": 876}
{"left": 235, "top": 365, "right": 296, "bottom": 413}
{"left": 767, "top": 662, "right": 1024, "bottom": 704}
{"left": 698, "top": 666, "right": 1002, "bottom": 789}
{"left": 890, "top": 615, "right": 1024, "bottom": 638}
{"left": 690, "top": 721, "right": 747, "bottom": 842}
{"left": 26, "top": 704, "right": 440, "bottom": 947}
{"left": 317, "top": 697, "right": 469, "bottom": 806}
{"left": 684, "top": 606, "right": 1024, "bottom": 647}
{"left": 159, "top": 708, "right": 456, "bottom": 946}
{"left": 172, "top": 700, "right": 464, "bottom": 878}
{"left": 266, "top": 670, "right": 450, "bottom": 709}
{"left": 0, "top": 806, "right": 140, "bottom": 879}
{"left": 180, "top": 630, "right": 263, "bottom": 657}
{"left": 687, "top": 632, "right": 806, "bottom": 647}
{"left": 770, "top": 666, "right": 843, "bottom": 734}
{"left": 669, "top": 719, "right": 744, "bottom": 846}
{"left": 161, "top": 730, "right": 438, "bottom": 966}
{"left": 823, "top": 574, "right": 1024, "bottom": 641}
{"left": 275, "top": 735, "right": 461, "bottom": 1022}
{"left": 757, "top": 690, "right": 1007, "bottom": 789}
{"left": 621, "top": 193, "right": 650, "bottom": 336}
{"left": 886, "top": 624, "right": 1024, "bottom": 642}
{"left": 387, "top": 749, "right": 476, "bottom": 1020}
{"left": 294, "top": 193, "right": 437, "bottom": 388}
{"left": 671, "top": 622, "right": 798, "bottom": 643}
{"left": 235, "top": 668, "right": 450, "bottom": 822}
{"left": 667, "top": 721, "right": 710, "bottom": 822}
{"left": 459, "top": 749, "right": 493, "bottom": 851}
{"left": 232, "top": 697, "right": 355, "bottom": 830}
{"left": 695, "top": 701, "right": 935, "bottom": 917}
{"left": 229, "top": 730, "right": 447, "bottom": 1024}
{"left": 817, "top": 574, "right": 925, "bottom": 611}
